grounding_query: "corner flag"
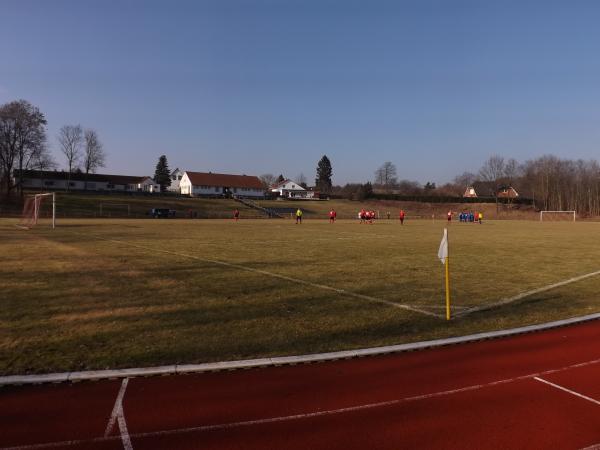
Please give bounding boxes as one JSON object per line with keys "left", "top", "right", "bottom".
{"left": 438, "top": 228, "right": 448, "bottom": 264}
{"left": 438, "top": 228, "right": 451, "bottom": 320}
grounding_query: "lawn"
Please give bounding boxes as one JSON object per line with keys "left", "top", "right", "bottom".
{"left": 2, "top": 217, "right": 600, "bottom": 375}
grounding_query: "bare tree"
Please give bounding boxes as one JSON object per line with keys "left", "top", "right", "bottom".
{"left": 0, "top": 100, "right": 47, "bottom": 198}
{"left": 259, "top": 173, "right": 276, "bottom": 189}
{"left": 58, "top": 125, "right": 83, "bottom": 191}
{"left": 374, "top": 162, "right": 398, "bottom": 190}
{"left": 83, "top": 129, "right": 106, "bottom": 189}
{"left": 479, "top": 155, "right": 505, "bottom": 185}
{"left": 453, "top": 171, "right": 477, "bottom": 188}
{"left": 295, "top": 173, "right": 307, "bottom": 188}
{"left": 503, "top": 158, "right": 520, "bottom": 185}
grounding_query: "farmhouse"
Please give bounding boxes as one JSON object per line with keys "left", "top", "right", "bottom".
{"left": 463, "top": 186, "right": 478, "bottom": 198}
{"left": 13, "top": 170, "right": 160, "bottom": 192}
{"left": 497, "top": 186, "right": 519, "bottom": 198}
{"left": 168, "top": 168, "right": 185, "bottom": 193}
{"left": 180, "top": 171, "right": 264, "bottom": 197}
{"left": 271, "top": 179, "right": 318, "bottom": 199}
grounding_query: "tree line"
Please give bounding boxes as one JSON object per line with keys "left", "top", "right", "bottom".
{"left": 0, "top": 100, "right": 106, "bottom": 198}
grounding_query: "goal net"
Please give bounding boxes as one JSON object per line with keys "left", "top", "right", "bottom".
{"left": 539, "top": 211, "right": 576, "bottom": 222}
{"left": 19, "top": 193, "right": 56, "bottom": 229}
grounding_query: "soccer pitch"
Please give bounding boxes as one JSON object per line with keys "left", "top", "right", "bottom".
{"left": 2, "top": 217, "right": 600, "bottom": 375}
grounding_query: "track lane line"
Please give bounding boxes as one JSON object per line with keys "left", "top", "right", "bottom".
{"left": 534, "top": 377, "right": 600, "bottom": 406}
{"left": 104, "top": 378, "right": 129, "bottom": 437}
{"left": 4, "top": 356, "right": 600, "bottom": 450}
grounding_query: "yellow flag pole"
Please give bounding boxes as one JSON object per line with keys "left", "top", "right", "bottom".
{"left": 445, "top": 232, "right": 451, "bottom": 321}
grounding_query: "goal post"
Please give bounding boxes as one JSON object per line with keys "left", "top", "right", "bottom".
{"left": 19, "top": 193, "right": 56, "bottom": 229}
{"left": 539, "top": 210, "right": 576, "bottom": 222}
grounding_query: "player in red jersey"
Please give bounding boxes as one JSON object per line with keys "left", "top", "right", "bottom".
{"left": 233, "top": 209, "right": 240, "bottom": 221}
{"left": 447, "top": 210, "right": 452, "bottom": 223}
{"left": 399, "top": 209, "right": 405, "bottom": 225}
{"left": 329, "top": 208, "right": 337, "bottom": 223}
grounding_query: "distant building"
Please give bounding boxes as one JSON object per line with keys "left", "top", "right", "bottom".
{"left": 271, "top": 179, "right": 318, "bottom": 199}
{"left": 497, "top": 186, "right": 519, "bottom": 198}
{"left": 13, "top": 170, "right": 160, "bottom": 192}
{"left": 180, "top": 171, "right": 264, "bottom": 197}
{"left": 168, "top": 168, "right": 185, "bottom": 193}
{"left": 463, "top": 186, "right": 478, "bottom": 198}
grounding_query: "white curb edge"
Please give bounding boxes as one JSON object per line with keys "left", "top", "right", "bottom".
{"left": 3, "top": 312, "right": 600, "bottom": 387}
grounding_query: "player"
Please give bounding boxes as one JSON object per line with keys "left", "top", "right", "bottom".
{"left": 233, "top": 209, "right": 240, "bottom": 221}
{"left": 296, "top": 208, "right": 303, "bottom": 224}
{"left": 447, "top": 210, "right": 452, "bottom": 223}
{"left": 399, "top": 209, "right": 405, "bottom": 225}
{"left": 329, "top": 208, "right": 337, "bottom": 223}
{"left": 478, "top": 211, "right": 483, "bottom": 224}
{"left": 359, "top": 208, "right": 366, "bottom": 224}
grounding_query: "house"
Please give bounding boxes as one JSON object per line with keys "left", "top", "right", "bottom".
{"left": 497, "top": 186, "right": 519, "bottom": 199}
{"left": 13, "top": 170, "right": 160, "bottom": 193}
{"left": 167, "top": 168, "right": 185, "bottom": 193}
{"left": 463, "top": 186, "right": 478, "bottom": 198}
{"left": 180, "top": 171, "right": 264, "bottom": 197}
{"left": 271, "top": 179, "right": 318, "bottom": 199}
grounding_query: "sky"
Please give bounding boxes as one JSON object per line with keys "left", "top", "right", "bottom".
{"left": 2, "top": 0, "right": 600, "bottom": 185}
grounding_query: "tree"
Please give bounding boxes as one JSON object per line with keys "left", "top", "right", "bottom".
{"left": 453, "top": 171, "right": 477, "bottom": 188}
{"left": 58, "top": 125, "right": 83, "bottom": 191}
{"left": 374, "top": 162, "right": 397, "bottom": 189}
{"left": 154, "top": 155, "right": 171, "bottom": 192}
{"left": 0, "top": 100, "right": 47, "bottom": 198}
{"left": 315, "top": 155, "right": 332, "bottom": 192}
{"left": 424, "top": 181, "right": 436, "bottom": 191}
{"left": 295, "top": 173, "right": 308, "bottom": 189}
{"left": 83, "top": 129, "right": 106, "bottom": 189}
{"left": 259, "top": 173, "right": 276, "bottom": 189}
{"left": 276, "top": 174, "right": 285, "bottom": 183}
{"left": 356, "top": 182, "right": 373, "bottom": 201}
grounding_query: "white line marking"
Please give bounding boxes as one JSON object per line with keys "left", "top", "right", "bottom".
{"left": 103, "top": 378, "right": 133, "bottom": 450}
{"left": 104, "top": 378, "right": 129, "bottom": 437}
{"left": 534, "top": 377, "right": 600, "bottom": 406}
{"left": 117, "top": 411, "right": 133, "bottom": 450}
{"left": 4, "top": 356, "right": 600, "bottom": 450}
{"left": 579, "top": 443, "right": 600, "bottom": 450}
{"left": 457, "top": 269, "right": 600, "bottom": 317}
{"left": 77, "top": 233, "right": 441, "bottom": 319}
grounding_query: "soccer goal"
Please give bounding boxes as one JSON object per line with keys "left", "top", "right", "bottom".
{"left": 18, "top": 193, "right": 56, "bottom": 229}
{"left": 539, "top": 210, "right": 576, "bottom": 222}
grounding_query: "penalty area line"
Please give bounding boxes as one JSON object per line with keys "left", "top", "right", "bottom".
{"left": 77, "top": 232, "right": 442, "bottom": 319}
{"left": 456, "top": 269, "right": 600, "bottom": 317}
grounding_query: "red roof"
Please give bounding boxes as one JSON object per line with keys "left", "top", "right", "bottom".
{"left": 185, "top": 172, "right": 263, "bottom": 189}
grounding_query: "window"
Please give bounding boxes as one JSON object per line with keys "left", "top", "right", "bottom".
{"left": 215, "top": 187, "right": 220, "bottom": 192}
{"left": 178, "top": 175, "right": 182, "bottom": 180}
{"left": 172, "top": 175, "right": 176, "bottom": 180}
{"left": 69, "top": 182, "right": 76, "bottom": 187}
{"left": 87, "top": 182, "right": 96, "bottom": 189}
{"left": 107, "top": 183, "right": 114, "bottom": 189}
{"left": 44, "top": 181, "right": 54, "bottom": 186}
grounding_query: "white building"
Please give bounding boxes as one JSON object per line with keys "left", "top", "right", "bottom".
{"left": 168, "top": 168, "right": 185, "bottom": 193}
{"left": 180, "top": 171, "right": 264, "bottom": 197}
{"left": 271, "top": 179, "right": 318, "bottom": 199}
{"left": 14, "top": 170, "right": 160, "bottom": 193}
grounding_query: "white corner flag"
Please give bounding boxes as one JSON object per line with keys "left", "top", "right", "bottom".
{"left": 438, "top": 228, "right": 448, "bottom": 264}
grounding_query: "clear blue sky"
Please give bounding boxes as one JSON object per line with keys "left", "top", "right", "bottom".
{"left": 2, "top": 0, "right": 600, "bottom": 185}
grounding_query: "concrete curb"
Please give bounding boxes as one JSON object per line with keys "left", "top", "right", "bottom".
{"left": 3, "top": 312, "right": 600, "bottom": 386}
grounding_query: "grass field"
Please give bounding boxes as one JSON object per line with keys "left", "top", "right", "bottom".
{"left": 2, "top": 217, "right": 600, "bottom": 375}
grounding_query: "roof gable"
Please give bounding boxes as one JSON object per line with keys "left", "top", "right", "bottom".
{"left": 184, "top": 171, "right": 263, "bottom": 189}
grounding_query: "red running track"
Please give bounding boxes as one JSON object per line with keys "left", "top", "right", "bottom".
{"left": 2, "top": 320, "right": 600, "bottom": 450}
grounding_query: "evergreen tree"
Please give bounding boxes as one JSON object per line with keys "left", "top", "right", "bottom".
{"left": 315, "top": 155, "right": 333, "bottom": 192}
{"left": 154, "top": 155, "right": 171, "bottom": 192}
{"left": 276, "top": 174, "right": 285, "bottom": 183}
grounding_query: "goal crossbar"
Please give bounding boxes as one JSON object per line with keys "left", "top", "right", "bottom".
{"left": 539, "top": 210, "right": 576, "bottom": 222}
